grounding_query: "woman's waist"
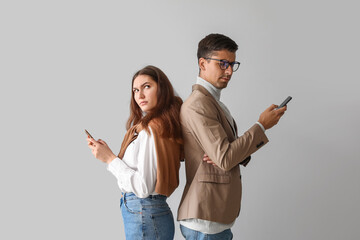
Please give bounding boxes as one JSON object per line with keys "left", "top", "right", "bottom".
{"left": 122, "top": 192, "right": 167, "bottom": 201}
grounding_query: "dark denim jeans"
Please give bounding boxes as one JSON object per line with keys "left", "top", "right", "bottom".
{"left": 120, "top": 192, "right": 175, "bottom": 240}
{"left": 180, "top": 224, "right": 233, "bottom": 240}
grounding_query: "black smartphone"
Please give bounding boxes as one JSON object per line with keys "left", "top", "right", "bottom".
{"left": 85, "top": 129, "right": 94, "bottom": 139}
{"left": 277, "top": 96, "right": 292, "bottom": 109}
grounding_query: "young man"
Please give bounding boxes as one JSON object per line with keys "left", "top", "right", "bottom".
{"left": 177, "top": 33, "right": 287, "bottom": 239}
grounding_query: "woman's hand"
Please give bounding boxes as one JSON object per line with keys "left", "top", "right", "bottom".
{"left": 203, "top": 154, "right": 217, "bottom": 166}
{"left": 87, "top": 136, "right": 117, "bottom": 164}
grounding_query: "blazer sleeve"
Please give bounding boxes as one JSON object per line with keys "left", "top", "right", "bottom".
{"left": 181, "top": 98, "right": 269, "bottom": 171}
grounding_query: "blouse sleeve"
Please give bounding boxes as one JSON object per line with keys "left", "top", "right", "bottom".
{"left": 106, "top": 128, "right": 157, "bottom": 198}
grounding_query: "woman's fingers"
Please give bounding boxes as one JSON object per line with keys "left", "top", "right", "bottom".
{"left": 87, "top": 137, "right": 99, "bottom": 149}
{"left": 98, "top": 139, "right": 107, "bottom": 146}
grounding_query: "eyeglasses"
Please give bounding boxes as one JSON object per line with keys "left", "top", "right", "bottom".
{"left": 205, "top": 58, "right": 241, "bottom": 72}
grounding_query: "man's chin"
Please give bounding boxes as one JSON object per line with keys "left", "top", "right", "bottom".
{"left": 217, "top": 82, "right": 229, "bottom": 89}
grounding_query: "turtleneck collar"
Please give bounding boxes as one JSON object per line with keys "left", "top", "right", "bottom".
{"left": 196, "top": 76, "right": 221, "bottom": 101}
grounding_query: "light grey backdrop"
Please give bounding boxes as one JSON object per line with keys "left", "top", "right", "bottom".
{"left": 1, "top": 0, "right": 359, "bottom": 239}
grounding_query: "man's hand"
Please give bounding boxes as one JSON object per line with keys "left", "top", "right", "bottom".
{"left": 203, "top": 154, "right": 217, "bottom": 166}
{"left": 258, "top": 104, "right": 287, "bottom": 130}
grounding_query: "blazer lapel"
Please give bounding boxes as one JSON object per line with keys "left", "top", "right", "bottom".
{"left": 192, "top": 84, "right": 236, "bottom": 141}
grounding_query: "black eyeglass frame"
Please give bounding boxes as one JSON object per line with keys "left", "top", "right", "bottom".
{"left": 204, "top": 58, "right": 241, "bottom": 72}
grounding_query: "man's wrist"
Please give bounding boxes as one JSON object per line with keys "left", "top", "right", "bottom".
{"left": 256, "top": 121, "right": 266, "bottom": 132}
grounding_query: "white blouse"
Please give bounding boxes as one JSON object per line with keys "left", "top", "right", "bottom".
{"left": 107, "top": 127, "right": 158, "bottom": 198}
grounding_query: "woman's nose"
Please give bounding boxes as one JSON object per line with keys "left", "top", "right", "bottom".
{"left": 139, "top": 91, "right": 145, "bottom": 99}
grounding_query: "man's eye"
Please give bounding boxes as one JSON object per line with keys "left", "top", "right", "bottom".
{"left": 220, "top": 62, "right": 228, "bottom": 67}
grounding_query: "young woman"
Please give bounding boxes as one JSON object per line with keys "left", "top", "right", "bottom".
{"left": 87, "top": 65, "right": 183, "bottom": 240}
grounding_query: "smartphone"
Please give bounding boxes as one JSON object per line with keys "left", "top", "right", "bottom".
{"left": 277, "top": 96, "right": 292, "bottom": 109}
{"left": 85, "top": 129, "right": 94, "bottom": 139}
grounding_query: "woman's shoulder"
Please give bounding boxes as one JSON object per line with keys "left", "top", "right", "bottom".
{"left": 148, "top": 118, "right": 162, "bottom": 132}
{"left": 133, "top": 121, "right": 159, "bottom": 138}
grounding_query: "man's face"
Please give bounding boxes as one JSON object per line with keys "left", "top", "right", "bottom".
{"left": 199, "top": 50, "right": 236, "bottom": 89}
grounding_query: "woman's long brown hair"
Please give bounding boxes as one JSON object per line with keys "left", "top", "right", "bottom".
{"left": 126, "top": 65, "right": 183, "bottom": 140}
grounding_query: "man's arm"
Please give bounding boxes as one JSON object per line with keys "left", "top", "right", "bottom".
{"left": 182, "top": 100, "right": 269, "bottom": 171}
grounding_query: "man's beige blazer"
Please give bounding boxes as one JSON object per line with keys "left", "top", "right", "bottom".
{"left": 177, "top": 84, "right": 269, "bottom": 224}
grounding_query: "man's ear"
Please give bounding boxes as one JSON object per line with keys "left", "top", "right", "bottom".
{"left": 198, "top": 58, "right": 207, "bottom": 72}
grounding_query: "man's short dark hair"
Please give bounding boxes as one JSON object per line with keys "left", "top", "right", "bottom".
{"left": 197, "top": 33, "right": 238, "bottom": 61}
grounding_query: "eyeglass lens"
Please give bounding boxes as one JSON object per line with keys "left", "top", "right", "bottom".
{"left": 220, "top": 61, "right": 240, "bottom": 72}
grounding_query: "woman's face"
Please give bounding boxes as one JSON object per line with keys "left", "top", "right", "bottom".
{"left": 133, "top": 74, "right": 158, "bottom": 113}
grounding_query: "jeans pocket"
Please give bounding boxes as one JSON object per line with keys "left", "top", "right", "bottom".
{"left": 150, "top": 209, "right": 175, "bottom": 239}
{"left": 123, "top": 199, "right": 143, "bottom": 215}
{"left": 148, "top": 203, "right": 172, "bottom": 217}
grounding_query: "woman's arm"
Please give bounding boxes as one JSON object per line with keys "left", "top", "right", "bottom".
{"left": 107, "top": 128, "right": 157, "bottom": 198}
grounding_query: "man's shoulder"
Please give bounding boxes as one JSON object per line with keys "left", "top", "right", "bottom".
{"left": 182, "top": 88, "right": 212, "bottom": 108}
{"left": 181, "top": 89, "right": 218, "bottom": 118}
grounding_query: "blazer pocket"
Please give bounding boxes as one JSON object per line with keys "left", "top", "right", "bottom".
{"left": 198, "top": 174, "right": 230, "bottom": 184}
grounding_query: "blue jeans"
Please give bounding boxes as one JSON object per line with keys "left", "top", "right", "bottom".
{"left": 180, "top": 224, "right": 233, "bottom": 240}
{"left": 120, "top": 192, "right": 175, "bottom": 240}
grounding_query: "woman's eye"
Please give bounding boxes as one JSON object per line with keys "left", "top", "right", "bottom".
{"left": 133, "top": 89, "right": 139, "bottom": 93}
{"left": 144, "top": 85, "right": 150, "bottom": 89}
